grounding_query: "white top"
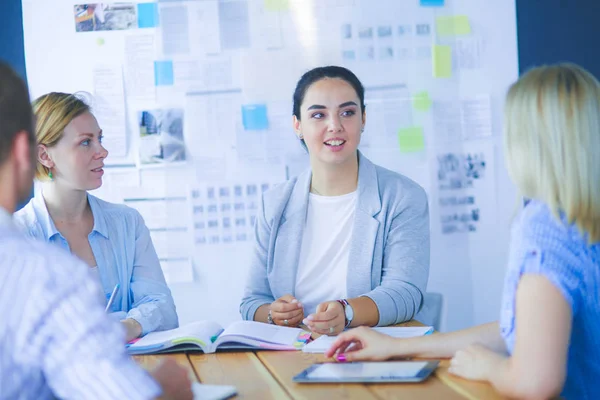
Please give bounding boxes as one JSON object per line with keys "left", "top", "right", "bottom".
{"left": 295, "top": 191, "right": 357, "bottom": 315}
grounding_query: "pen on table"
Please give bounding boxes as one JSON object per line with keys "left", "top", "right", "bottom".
{"left": 105, "top": 283, "right": 120, "bottom": 312}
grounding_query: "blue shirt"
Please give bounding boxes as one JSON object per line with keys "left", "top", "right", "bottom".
{"left": 14, "top": 193, "right": 178, "bottom": 335}
{"left": 0, "top": 207, "right": 161, "bottom": 400}
{"left": 500, "top": 200, "right": 600, "bottom": 400}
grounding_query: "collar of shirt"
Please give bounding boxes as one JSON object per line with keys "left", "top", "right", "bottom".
{"left": 34, "top": 192, "right": 110, "bottom": 240}
{"left": 0, "top": 206, "right": 13, "bottom": 228}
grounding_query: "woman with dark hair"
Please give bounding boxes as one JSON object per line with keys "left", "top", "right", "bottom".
{"left": 240, "top": 66, "right": 430, "bottom": 335}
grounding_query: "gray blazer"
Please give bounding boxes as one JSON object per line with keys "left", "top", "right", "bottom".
{"left": 240, "top": 152, "right": 430, "bottom": 326}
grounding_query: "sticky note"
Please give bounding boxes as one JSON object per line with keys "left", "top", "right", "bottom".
{"left": 137, "top": 3, "right": 159, "bottom": 28}
{"left": 398, "top": 127, "right": 425, "bottom": 153}
{"left": 436, "top": 15, "right": 471, "bottom": 36}
{"left": 242, "top": 104, "right": 269, "bottom": 130}
{"left": 420, "top": 0, "right": 444, "bottom": 6}
{"left": 412, "top": 91, "right": 432, "bottom": 111}
{"left": 264, "top": 0, "right": 290, "bottom": 11}
{"left": 154, "top": 61, "right": 174, "bottom": 86}
{"left": 433, "top": 45, "right": 452, "bottom": 78}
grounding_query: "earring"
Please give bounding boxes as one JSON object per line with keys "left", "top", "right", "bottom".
{"left": 48, "top": 170, "right": 53, "bottom": 181}
{"left": 361, "top": 127, "right": 365, "bottom": 133}
{"left": 299, "top": 134, "right": 304, "bottom": 139}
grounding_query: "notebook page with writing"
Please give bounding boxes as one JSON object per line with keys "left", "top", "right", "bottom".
{"left": 303, "top": 326, "right": 433, "bottom": 353}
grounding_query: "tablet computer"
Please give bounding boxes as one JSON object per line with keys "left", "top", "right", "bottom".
{"left": 293, "top": 361, "right": 439, "bottom": 383}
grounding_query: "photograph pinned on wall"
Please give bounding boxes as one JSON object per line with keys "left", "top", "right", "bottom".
{"left": 358, "top": 46, "right": 375, "bottom": 61}
{"left": 74, "top": 3, "right": 136, "bottom": 32}
{"left": 377, "top": 25, "right": 393, "bottom": 38}
{"left": 416, "top": 23, "right": 431, "bottom": 36}
{"left": 416, "top": 45, "right": 432, "bottom": 60}
{"left": 398, "top": 24, "right": 412, "bottom": 37}
{"left": 341, "top": 23, "right": 352, "bottom": 40}
{"left": 397, "top": 47, "right": 413, "bottom": 60}
{"left": 358, "top": 26, "right": 373, "bottom": 40}
{"left": 379, "top": 46, "right": 394, "bottom": 61}
{"left": 342, "top": 50, "right": 356, "bottom": 61}
{"left": 138, "top": 109, "right": 186, "bottom": 164}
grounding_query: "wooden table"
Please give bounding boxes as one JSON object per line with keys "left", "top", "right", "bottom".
{"left": 134, "top": 321, "right": 505, "bottom": 399}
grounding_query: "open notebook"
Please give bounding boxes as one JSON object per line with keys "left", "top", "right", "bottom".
{"left": 126, "top": 320, "right": 311, "bottom": 355}
{"left": 303, "top": 326, "right": 434, "bottom": 353}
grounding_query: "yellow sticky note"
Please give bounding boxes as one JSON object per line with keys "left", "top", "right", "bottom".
{"left": 264, "top": 0, "right": 290, "bottom": 11}
{"left": 436, "top": 15, "right": 471, "bottom": 36}
{"left": 433, "top": 45, "right": 452, "bottom": 78}
{"left": 398, "top": 127, "right": 425, "bottom": 153}
{"left": 412, "top": 91, "right": 432, "bottom": 111}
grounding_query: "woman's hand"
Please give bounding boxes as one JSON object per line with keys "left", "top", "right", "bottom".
{"left": 269, "top": 294, "right": 304, "bottom": 327}
{"left": 303, "top": 301, "right": 346, "bottom": 336}
{"left": 121, "top": 318, "right": 143, "bottom": 342}
{"left": 325, "top": 326, "right": 399, "bottom": 360}
{"left": 449, "top": 344, "right": 507, "bottom": 382}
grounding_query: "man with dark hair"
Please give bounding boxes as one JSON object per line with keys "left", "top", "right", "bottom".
{"left": 0, "top": 62, "right": 192, "bottom": 399}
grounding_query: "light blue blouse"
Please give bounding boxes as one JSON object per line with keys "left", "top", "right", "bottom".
{"left": 500, "top": 200, "right": 600, "bottom": 399}
{"left": 14, "top": 192, "right": 178, "bottom": 335}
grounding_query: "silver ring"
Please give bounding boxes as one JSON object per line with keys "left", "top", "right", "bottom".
{"left": 329, "top": 326, "right": 334, "bottom": 334}
{"left": 284, "top": 319, "right": 289, "bottom": 326}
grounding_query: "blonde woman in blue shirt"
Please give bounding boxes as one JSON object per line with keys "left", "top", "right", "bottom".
{"left": 327, "top": 64, "right": 600, "bottom": 399}
{"left": 15, "top": 92, "right": 178, "bottom": 341}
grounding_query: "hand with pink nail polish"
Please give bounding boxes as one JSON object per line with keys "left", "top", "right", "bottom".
{"left": 324, "top": 326, "right": 398, "bottom": 362}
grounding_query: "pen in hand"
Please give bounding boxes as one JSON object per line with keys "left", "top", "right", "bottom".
{"left": 105, "top": 283, "right": 120, "bottom": 312}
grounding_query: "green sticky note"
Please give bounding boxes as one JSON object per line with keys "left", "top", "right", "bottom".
{"left": 412, "top": 91, "right": 432, "bottom": 111}
{"left": 436, "top": 15, "right": 471, "bottom": 36}
{"left": 398, "top": 127, "right": 425, "bottom": 153}
{"left": 433, "top": 45, "right": 452, "bottom": 78}
{"left": 264, "top": 0, "right": 290, "bottom": 11}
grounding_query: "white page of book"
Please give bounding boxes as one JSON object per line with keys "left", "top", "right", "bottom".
{"left": 303, "top": 326, "right": 433, "bottom": 353}
{"left": 130, "top": 320, "right": 223, "bottom": 348}
{"left": 218, "top": 321, "right": 303, "bottom": 345}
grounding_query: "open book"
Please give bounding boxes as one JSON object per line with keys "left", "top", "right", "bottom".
{"left": 127, "top": 320, "right": 311, "bottom": 355}
{"left": 302, "top": 326, "right": 434, "bottom": 353}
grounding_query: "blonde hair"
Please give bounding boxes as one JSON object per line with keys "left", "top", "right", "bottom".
{"left": 32, "top": 92, "right": 90, "bottom": 181}
{"left": 504, "top": 63, "right": 600, "bottom": 243}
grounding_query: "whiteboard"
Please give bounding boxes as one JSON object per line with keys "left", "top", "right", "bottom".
{"left": 22, "top": 0, "right": 518, "bottom": 331}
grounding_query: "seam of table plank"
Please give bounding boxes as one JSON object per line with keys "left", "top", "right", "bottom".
{"left": 187, "top": 351, "right": 291, "bottom": 399}
{"left": 253, "top": 352, "right": 297, "bottom": 400}
{"left": 185, "top": 353, "right": 201, "bottom": 382}
{"left": 247, "top": 352, "right": 293, "bottom": 399}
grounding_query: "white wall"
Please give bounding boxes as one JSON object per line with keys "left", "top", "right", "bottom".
{"left": 22, "top": 0, "right": 518, "bottom": 331}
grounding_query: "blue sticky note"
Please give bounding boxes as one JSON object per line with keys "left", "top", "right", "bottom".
{"left": 242, "top": 104, "right": 269, "bottom": 130}
{"left": 137, "top": 3, "right": 159, "bottom": 28}
{"left": 154, "top": 61, "right": 174, "bottom": 86}
{"left": 420, "top": 0, "right": 444, "bottom": 6}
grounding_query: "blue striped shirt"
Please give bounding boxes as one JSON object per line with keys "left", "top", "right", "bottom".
{"left": 14, "top": 193, "right": 178, "bottom": 335}
{"left": 0, "top": 207, "right": 161, "bottom": 399}
{"left": 500, "top": 200, "right": 600, "bottom": 400}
